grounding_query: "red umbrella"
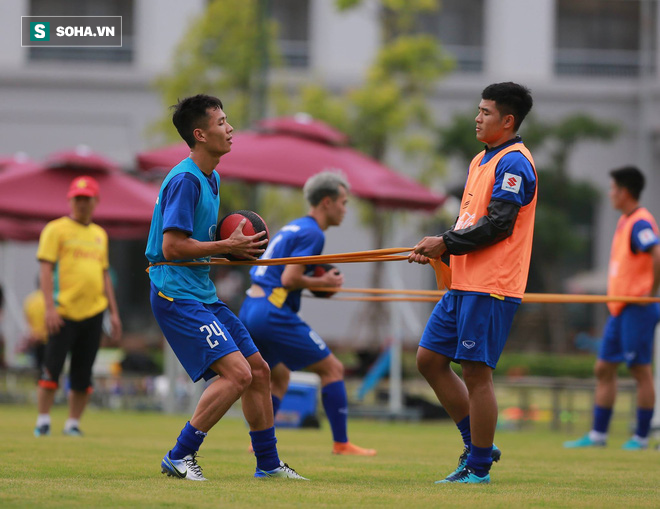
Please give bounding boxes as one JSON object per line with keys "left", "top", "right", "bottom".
{"left": 0, "top": 153, "right": 33, "bottom": 172}
{"left": 137, "top": 117, "right": 445, "bottom": 211}
{"left": 0, "top": 148, "right": 159, "bottom": 240}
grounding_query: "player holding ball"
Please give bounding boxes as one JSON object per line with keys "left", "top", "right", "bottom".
{"left": 146, "top": 94, "right": 307, "bottom": 481}
{"left": 240, "top": 170, "right": 377, "bottom": 456}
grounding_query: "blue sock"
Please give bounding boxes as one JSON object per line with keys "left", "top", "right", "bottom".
{"left": 592, "top": 405, "right": 613, "bottom": 434}
{"left": 272, "top": 395, "right": 282, "bottom": 419}
{"left": 169, "top": 421, "right": 207, "bottom": 460}
{"left": 322, "top": 380, "right": 349, "bottom": 443}
{"left": 456, "top": 415, "right": 471, "bottom": 449}
{"left": 466, "top": 444, "right": 492, "bottom": 477}
{"left": 249, "top": 426, "right": 280, "bottom": 472}
{"left": 635, "top": 407, "right": 654, "bottom": 438}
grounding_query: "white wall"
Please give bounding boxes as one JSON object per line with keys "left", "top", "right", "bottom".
{"left": 484, "top": 0, "right": 554, "bottom": 82}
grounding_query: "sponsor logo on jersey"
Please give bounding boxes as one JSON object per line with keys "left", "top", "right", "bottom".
{"left": 637, "top": 227, "right": 657, "bottom": 247}
{"left": 501, "top": 172, "right": 522, "bottom": 194}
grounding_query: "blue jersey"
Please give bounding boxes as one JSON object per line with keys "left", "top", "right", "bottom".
{"left": 249, "top": 216, "right": 324, "bottom": 312}
{"left": 145, "top": 158, "right": 220, "bottom": 303}
{"left": 631, "top": 219, "right": 659, "bottom": 253}
{"left": 482, "top": 137, "right": 536, "bottom": 207}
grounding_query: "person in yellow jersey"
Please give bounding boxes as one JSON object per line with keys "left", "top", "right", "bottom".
{"left": 23, "top": 286, "right": 47, "bottom": 372}
{"left": 34, "top": 175, "right": 121, "bottom": 437}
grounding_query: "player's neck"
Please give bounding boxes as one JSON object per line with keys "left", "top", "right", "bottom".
{"left": 190, "top": 150, "right": 220, "bottom": 175}
{"left": 308, "top": 209, "right": 329, "bottom": 231}
{"left": 620, "top": 201, "right": 640, "bottom": 216}
{"left": 69, "top": 214, "right": 92, "bottom": 226}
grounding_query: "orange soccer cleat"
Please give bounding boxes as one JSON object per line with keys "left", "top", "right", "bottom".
{"left": 332, "top": 441, "right": 377, "bottom": 456}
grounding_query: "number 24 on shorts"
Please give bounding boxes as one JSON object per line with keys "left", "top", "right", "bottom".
{"left": 200, "top": 321, "right": 228, "bottom": 348}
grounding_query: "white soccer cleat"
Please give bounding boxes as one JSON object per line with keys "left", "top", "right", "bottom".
{"left": 254, "top": 461, "right": 309, "bottom": 480}
{"left": 161, "top": 452, "right": 207, "bottom": 481}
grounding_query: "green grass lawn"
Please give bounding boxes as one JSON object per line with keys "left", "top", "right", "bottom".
{"left": 1, "top": 404, "right": 658, "bottom": 508}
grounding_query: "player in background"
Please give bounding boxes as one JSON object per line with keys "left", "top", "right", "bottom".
{"left": 34, "top": 175, "right": 122, "bottom": 437}
{"left": 240, "top": 171, "right": 376, "bottom": 456}
{"left": 409, "top": 82, "right": 536, "bottom": 483}
{"left": 146, "top": 94, "right": 307, "bottom": 481}
{"left": 564, "top": 166, "right": 660, "bottom": 450}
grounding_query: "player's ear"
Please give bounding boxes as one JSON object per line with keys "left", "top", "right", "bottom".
{"left": 193, "top": 127, "right": 206, "bottom": 144}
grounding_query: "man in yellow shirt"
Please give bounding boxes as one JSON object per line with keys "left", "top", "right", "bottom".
{"left": 34, "top": 175, "right": 121, "bottom": 437}
{"left": 23, "top": 287, "right": 47, "bottom": 372}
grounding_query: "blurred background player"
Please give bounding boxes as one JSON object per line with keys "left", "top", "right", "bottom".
{"left": 22, "top": 283, "right": 47, "bottom": 373}
{"left": 240, "top": 171, "right": 376, "bottom": 456}
{"left": 409, "top": 82, "right": 536, "bottom": 483}
{"left": 146, "top": 94, "right": 306, "bottom": 481}
{"left": 564, "top": 166, "right": 660, "bottom": 450}
{"left": 34, "top": 175, "right": 122, "bottom": 437}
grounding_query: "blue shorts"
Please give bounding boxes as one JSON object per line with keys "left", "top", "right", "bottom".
{"left": 419, "top": 291, "right": 519, "bottom": 369}
{"left": 599, "top": 303, "right": 659, "bottom": 367}
{"left": 239, "top": 295, "right": 331, "bottom": 371}
{"left": 150, "top": 284, "right": 258, "bottom": 382}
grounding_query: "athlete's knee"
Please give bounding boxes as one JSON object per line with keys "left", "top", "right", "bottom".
{"left": 249, "top": 357, "right": 271, "bottom": 387}
{"left": 271, "top": 366, "right": 290, "bottom": 396}
{"left": 461, "top": 362, "right": 493, "bottom": 391}
{"left": 594, "top": 361, "right": 617, "bottom": 382}
{"left": 313, "top": 355, "right": 343, "bottom": 382}
{"left": 629, "top": 364, "right": 653, "bottom": 384}
{"left": 416, "top": 348, "right": 447, "bottom": 378}
{"left": 227, "top": 364, "right": 253, "bottom": 393}
{"left": 326, "top": 356, "right": 344, "bottom": 380}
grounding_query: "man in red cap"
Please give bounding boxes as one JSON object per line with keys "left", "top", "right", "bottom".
{"left": 34, "top": 175, "right": 121, "bottom": 437}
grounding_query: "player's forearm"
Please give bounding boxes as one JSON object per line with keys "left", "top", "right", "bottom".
{"left": 443, "top": 200, "right": 520, "bottom": 255}
{"left": 103, "top": 271, "right": 120, "bottom": 317}
{"left": 162, "top": 236, "right": 229, "bottom": 260}
{"left": 650, "top": 245, "right": 660, "bottom": 295}
{"left": 38, "top": 262, "right": 57, "bottom": 312}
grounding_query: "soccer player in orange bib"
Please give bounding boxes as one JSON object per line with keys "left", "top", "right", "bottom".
{"left": 564, "top": 166, "right": 660, "bottom": 450}
{"left": 409, "top": 82, "right": 536, "bottom": 483}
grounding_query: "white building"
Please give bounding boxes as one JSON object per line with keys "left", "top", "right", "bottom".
{"left": 2, "top": 0, "right": 660, "bottom": 364}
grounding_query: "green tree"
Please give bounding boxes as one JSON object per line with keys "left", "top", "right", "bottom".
{"left": 438, "top": 113, "right": 618, "bottom": 352}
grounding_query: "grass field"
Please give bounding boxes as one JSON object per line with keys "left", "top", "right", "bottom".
{"left": 2, "top": 404, "right": 658, "bottom": 508}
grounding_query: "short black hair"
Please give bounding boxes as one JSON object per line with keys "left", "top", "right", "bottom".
{"left": 481, "top": 82, "right": 533, "bottom": 131}
{"left": 172, "top": 94, "right": 223, "bottom": 148}
{"left": 610, "top": 165, "right": 645, "bottom": 200}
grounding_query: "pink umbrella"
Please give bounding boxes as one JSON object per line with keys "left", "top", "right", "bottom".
{"left": 0, "top": 148, "right": 159, "bottom": 240}
{"left": 137, "top": 117, "right": 445, "bottom": 211}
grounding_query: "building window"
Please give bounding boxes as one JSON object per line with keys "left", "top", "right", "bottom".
{"left": 271, "top": 0, "right": 310, "bottom": 68}
{"left": 555, "top": 0, "right": 656, "bottom": 77}
{"left": 29, "top": 0, "right": 134, "bottom": 64}
{"left": 415, "top": 0, "right": 484, "bottom": 73}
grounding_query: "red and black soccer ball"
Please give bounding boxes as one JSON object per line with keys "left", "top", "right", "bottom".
{"left": 309, "top": 263, "right": 340, "bottom": 298}
{"left": 216, "top": 210, "right": 269, "bottom": 261}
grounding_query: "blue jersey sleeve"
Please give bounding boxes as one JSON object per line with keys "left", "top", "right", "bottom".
{"left": 160, "top": 173, "right": 201, "bottom": 235}
{"left": 290, "top": 228, "right": 325, "bottom": 257}
{"left": 631, "top": 219, "right": 659, "bottom": 253}
{"left": 491, "top": 152, "right": 536, "bottom": 207}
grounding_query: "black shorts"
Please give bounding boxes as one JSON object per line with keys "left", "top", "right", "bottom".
{"left": 39, "top": 312, "right": 104, "bottom": 392}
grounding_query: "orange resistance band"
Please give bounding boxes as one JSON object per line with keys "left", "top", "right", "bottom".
{"left": 304, "top": 287, "right": 660, "bottom": 305}
{"left": 147, "top": 247, "right": 413, "bottom": 270}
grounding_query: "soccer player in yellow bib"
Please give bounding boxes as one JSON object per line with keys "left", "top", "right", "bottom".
{"left": 34, "top": 175, "right": 122, "bottom": 437}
